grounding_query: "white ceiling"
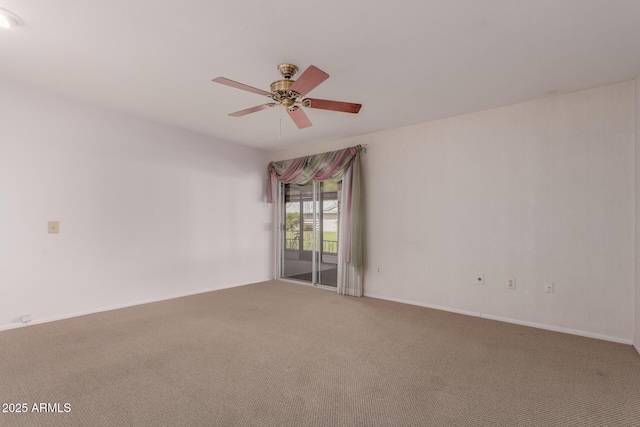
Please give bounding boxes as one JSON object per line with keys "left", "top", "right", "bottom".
{"left": 1, "top": 1, "right": 639, "bottom": 151}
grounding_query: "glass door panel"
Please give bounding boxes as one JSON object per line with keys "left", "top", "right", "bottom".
{"left": 282, "top": 183, "right": 314, "bottom": 282}
{"left": 280, "top": 181, "right": 340, "bottom": 287}
{"left": 318, "top": 181, "right": 340, "bottom": 287}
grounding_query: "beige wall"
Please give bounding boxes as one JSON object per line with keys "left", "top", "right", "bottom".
{"left": 273, "top": 82, "right": 635, "bottom": 343}
{"left": 0, "top": 79, "right": 273, "bottom": 330}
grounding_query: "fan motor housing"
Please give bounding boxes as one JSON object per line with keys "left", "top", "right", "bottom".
{"left": 270, "top": 79, "right": 301, "bottom": 103}
{"left": 270, "top": 79, "right": 294, "bottom": 93}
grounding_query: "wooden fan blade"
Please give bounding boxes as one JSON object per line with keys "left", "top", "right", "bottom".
{"left": 212, "top": 77, "right": 271, "bottom": 97}
{"left": 289, "top": 65, "right": 329, "bottom": 96}
{"left": 287, "top": 108, "right": 312, "bottom": 129}
{"left": 305, "top": 98, "right": 362, "bottom": 114}
{"left": 229, "top": 104, "right": 274, "bottom": 117}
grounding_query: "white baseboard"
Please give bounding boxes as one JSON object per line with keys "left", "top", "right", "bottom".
{"left": 5, "top": 284, "right": 635, "bottom": 348}
{"left": 481, "top": 313, "right": 632, "bottom": 345}
{"left": 0, "top": 323, "right": 24, "bottom": 332}
{"left": 364, "top": 292, "right": 633, "bottom": 345}
{"left": 0, "top": 279, "right": 268, "bottom": 332}
{"left": 363, "top": 293, "right": 481, "bottom": 318}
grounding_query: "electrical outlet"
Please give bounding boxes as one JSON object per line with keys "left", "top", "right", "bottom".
{"left": 376, "top": 266, "right": 382, "bottom": 275}
{"left": 20, "top": 314, "right": 32, "bottom": 324}
{"left": 476, "top": 274, "right": 485, "bottom": 286}
{"left": 507, "top": 278, "right": 516, "bottom": 290}
{"left": 544, "top": 282, "right": 554, "bottom": 293}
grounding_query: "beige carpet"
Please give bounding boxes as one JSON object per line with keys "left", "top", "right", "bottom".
{"left": 1, "top": 280, "right": 639, "bottom": 426}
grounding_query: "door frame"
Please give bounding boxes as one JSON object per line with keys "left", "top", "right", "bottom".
{"left": 276, "top": 181, "right": 337, "bottom": 289}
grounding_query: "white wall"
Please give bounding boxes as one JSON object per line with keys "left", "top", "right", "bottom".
{"left": 273, "top": 82, "right": 635, "bottom": 343}
{"left": 635, "top": 73, "right": 640, "bottom": 353}
{"left": 0, "top": 80, "right": 273, "bottom": 330}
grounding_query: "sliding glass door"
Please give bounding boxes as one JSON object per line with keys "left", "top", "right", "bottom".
{"left": 280, "top": 181, "right": 340, "bottom": 287}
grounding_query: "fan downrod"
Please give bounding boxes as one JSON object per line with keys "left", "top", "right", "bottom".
{"left": 277, "top": 63, "right": 298, "bottom": 79}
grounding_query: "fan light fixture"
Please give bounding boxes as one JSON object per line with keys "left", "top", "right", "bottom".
{"left": 0, "top": 8, "right": 23, "bottom": 29}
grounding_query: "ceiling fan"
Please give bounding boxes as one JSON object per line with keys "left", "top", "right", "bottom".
{"left": 212, "top": 63, "right": 362, "bottom": 129}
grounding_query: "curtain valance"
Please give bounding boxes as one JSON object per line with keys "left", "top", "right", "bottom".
{"left": 267, "top": 146, "right": 361, "bottom": 203}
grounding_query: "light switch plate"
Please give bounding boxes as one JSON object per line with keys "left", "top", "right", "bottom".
{"left": 48, "top": 221, "right": 59, "bottom": 234}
